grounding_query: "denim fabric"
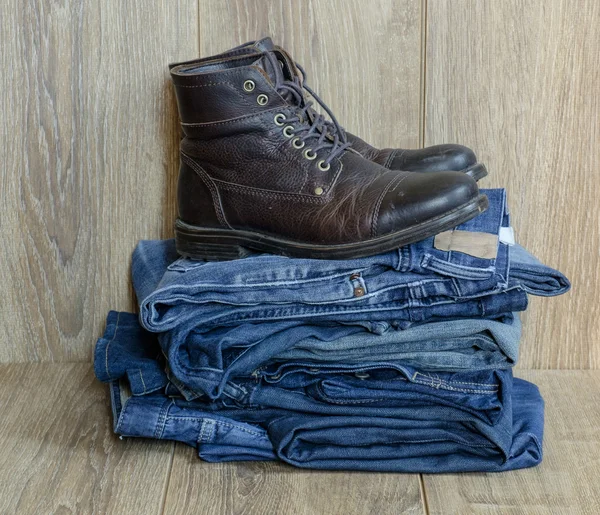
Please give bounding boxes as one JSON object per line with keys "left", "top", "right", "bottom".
{"left": 509, "top": 244, "right": 570, "bottom": 296}
{"left": 96, "top": 309, "right": 522, "bottom": 401}
{"left": 269, "top": 312, "right": 521, "bottom": 368}
{"left": 100, "top": 336, "right": 544, "bottom": 473}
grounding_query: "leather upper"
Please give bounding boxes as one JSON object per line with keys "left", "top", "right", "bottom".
{"left": 171, "top": 47, "right": 480, "bottom": 245}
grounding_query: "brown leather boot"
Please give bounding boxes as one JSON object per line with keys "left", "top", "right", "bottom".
{"left": 170, "top": 50, "right": 487, "bottom": 260}
{"left": 171, "top": 38, "right": 487, "bottom": 181}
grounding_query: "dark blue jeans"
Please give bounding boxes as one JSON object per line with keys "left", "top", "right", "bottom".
{"left": 95, "top": 313, "right": 544, "bottom": 473}
{"left": 96, "top": 319, "right": 543, "bottom": 472}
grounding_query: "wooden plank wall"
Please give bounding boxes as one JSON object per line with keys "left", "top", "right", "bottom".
{"left": 0, "top": 1, "right": 197, "bottom": 361}
{"left": 1, "top": 0, "right": 598, "bottom": 369}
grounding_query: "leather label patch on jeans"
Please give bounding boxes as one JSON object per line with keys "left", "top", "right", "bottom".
{"left": 434, "top": 230, "right": 499, "bottom": 259}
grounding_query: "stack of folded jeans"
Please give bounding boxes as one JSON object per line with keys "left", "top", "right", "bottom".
{"left": 94, "top": 188, "right": 569, "bottom": 473}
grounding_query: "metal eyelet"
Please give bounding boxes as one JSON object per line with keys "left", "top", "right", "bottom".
{"left": 303, "top": 148, "right": 317, "bottom": 160}
{"left": 243, "top": 80, "right": 255, "bottom": 92}
{"left": 274, "top": 113, "right": 286, "bottom": 126}
{"left": 292, "top": 137, "right": 305, "bottom": 149}
{"left": 257, "top": 94, "right": 269, "bottom": 105}
{"left": 314, "top": 187, "right": 324, "bottom": 196}
{"left": 317, "top": 160, "right": 331, "bottom": 172}
{"left": 283, "top": 125, "right": 295, "bottom": 138}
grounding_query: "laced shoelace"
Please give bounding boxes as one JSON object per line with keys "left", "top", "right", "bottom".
{"left": 294, "top": 61, "right": 349, "bottom": 143}
{"left": 266, "top": 51, "right": 351, "bottom": 166}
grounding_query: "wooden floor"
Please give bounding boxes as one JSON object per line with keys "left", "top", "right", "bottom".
{"left": 0, "top": 364, "right": 598, "bottom": 515}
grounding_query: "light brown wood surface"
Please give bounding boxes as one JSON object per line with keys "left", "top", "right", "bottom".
{"left": 0, "top": 0, "right": 197, "bottom": 362}
{"left": 0, "top": 364, "right": 174, "bottom": 515}
{"left": 425, "top": 0, "right": 600, "bottom": 369}
{"left": 162, "top": 458, "right": 424, "bottom": 515}
{"left": 1, "top": 365, "right": 599, "bottom": 514}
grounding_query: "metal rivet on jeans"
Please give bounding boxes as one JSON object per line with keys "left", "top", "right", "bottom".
{"left": 349, "top": 273, "right": 360, "bottom": 281}
{"left": 354, "top": 286, "right": 365, "bottom": 297}
{"left": 355, "top": 372, "right": 370, "bottom": 379}
{"left": 308, "top": 368, "right": 319, "bottom": 373}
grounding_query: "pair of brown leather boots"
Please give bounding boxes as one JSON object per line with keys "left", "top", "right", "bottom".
{"left": 170, "top": 38, "right": 488, "bottom": 260}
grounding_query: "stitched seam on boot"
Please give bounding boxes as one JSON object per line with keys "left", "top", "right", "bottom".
{"left": 181, "top": 153, "right": 232, "bottom": 229}
{"left": 181, "top": 107, "right": 284, "bottom": 127}
{"left": 212, "top": 179, "right": 329, "bottom": 204}
{"left": 371, "top": 174, "right": 408, "bottom": 238}
{"left": 385, "top": 148, "right": 405, "bottom": 169}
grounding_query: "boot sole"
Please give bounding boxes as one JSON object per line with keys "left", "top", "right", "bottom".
{"left": 464, "top": 163, "right": 488, "bottom": 182}
{"left": 175, "top": 194, "right": 489, "bottom": 261}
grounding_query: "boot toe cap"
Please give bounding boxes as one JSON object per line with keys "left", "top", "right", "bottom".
{"left": 374, "top": 171, "right": 480, "bottom": 238}
{"left": 390, "top": 144, "right": 477, "bottom": 173}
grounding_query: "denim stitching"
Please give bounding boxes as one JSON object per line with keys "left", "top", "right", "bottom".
{"left": 104, "top": 312, "right": 121, "bottom": 381}
{"left": 154, "top": 400, "right": 173, "bottom": 440}
{"left": 198, "top": 418, "right": 213, "bottom": 444}
{"left": 138, "top": 369, "right": 147, "bottom": 395}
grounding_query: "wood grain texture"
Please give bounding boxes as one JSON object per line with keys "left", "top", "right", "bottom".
{"left": 162, "top": 457, "right": 424, "bottom": 515}
{"left": 422, "top": 370, "right": 600, "bottom": 515}
{"left": 0, "top": 363, "right": 174, "bottom": 515}
{"left": 425, "top": 0, "right": 600, "bottom": 368}
{"left": 198, "top": 0, "right": 423, "bottom": 151}
{"left": 0, "top": 1, "right": 196, "bottom": 362}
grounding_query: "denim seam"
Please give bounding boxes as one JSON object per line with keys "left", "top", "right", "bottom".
{"left": 414, "top": 372, "right": 499, "bottom": 388}
{"left": 156, "top": 268, "right": 369, "bottom": 288}
{"left": 138, "top": 369, "right": 147, "bottom": 395}
{"left": 316, "top": 384, "right": 388, "bottom": 404}
{"left": 154, "top": 399, "right": 173, "bottom": 440}
{"left": 421, "top": 254, "right": 496, "bottom": 279}
{"left": 412, "top": 373, "right": 498, "bottom": 394}
{"left": 104, "top": 312, "right": 121, "bottom": 381}
{"left": 198, "top": 418, "right": 213, "bottom": 444}
{"left": 114, "top": 395, "right": 130, "bottom": 435}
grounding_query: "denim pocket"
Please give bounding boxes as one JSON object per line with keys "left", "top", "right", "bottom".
{"left": 305, "top": 366, "right": 505, "bottom": 423}
{"left": 419, "top": 252, "right": 497, "bottom": 280}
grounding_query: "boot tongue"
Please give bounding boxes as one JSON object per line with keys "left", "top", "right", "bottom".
{"left": 251, "top": 41, "right": 301, "bottom": 90}
{"left": 252, "top": 37, "right": 276, "bottom": 52}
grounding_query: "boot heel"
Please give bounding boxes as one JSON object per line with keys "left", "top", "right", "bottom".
{"left": 175, "top": 220, "right": 252, "bottom": 261}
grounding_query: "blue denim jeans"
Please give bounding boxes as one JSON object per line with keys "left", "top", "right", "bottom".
{"left": 96, "top": 308, "right": 522, "bottom": 401}
{"left": 96, "top": 315, "right": 544, "bottom": 473}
